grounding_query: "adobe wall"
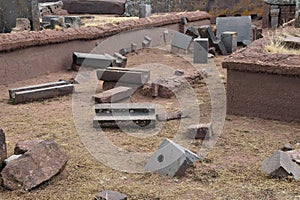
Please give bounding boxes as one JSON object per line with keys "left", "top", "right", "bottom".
{"left": 222, "top": 38, "right": 300, "bottom": 122}
{"left": 0, "top": 11, "right": 210, "bottom": 85}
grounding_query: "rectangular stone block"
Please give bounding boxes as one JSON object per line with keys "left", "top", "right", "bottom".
{"left": 144, "top": 138, "right": 200, "bottom": 177}
{"left": 95, "top": 190, "right": 127, "bottom": 200}
{"left": 93, "top": 86, "right": 133, "bottom": 103}
{"left": 96, "top": 67, "right": 150, "bottom": 85}
{"left": 93, "top": 103, "right": 156, "bottom": 129}
{"left": 0, "top": 0, "right": 40, "bottom": 33}
{"left": 193, "top": 38, "right": 208, "bottom": 64}
{"left": 171, "top": 32, "right": 193, "bottom": 52}
{"left": 221, "top": 32, "right": 238, "bottom": 53}
{"left": 9, "top": 81, "right": 73, "bottom": 104}
{"left": 187, "top": 123, "right": 212, "bottom": 140}
{"left": 139, "top": 4, "right": 151, "bottom": 18}
{"left": 216, "top": 16, "right": 252, "bottom": 43}
{"left": 142, "top": 36, "right": 152, "bottom": 48}
{"left": 72, "top": 52, "right": 113, "bottom": 68}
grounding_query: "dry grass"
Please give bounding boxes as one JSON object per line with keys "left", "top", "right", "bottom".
{"left": 265, "top": 28, "right": 300, "bottom": 55}
{"left": 0, "top": 49, "right": 300, "bottom": 200}
{"left": 82, "top": 15, "right": 138, "bottom": 27}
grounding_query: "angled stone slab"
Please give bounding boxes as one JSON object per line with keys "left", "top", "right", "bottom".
{"left": 145, "top": 138, "right": 200, "bottom": 177}
{"left": 216, "top": 16, "right": 252, "bottom": 43}
{"left": 156, "top": 111, "right": 188, "bottom": 121}
{"left": 194, "top": 38, "right": 208, "bottom": 64}
{"left": 262, "top": 150, "right": 300, "bottom": 180}
{"left": 142, "top": 36, "right": 152, "bottom": 48}
{"left": 95, "top": 190, "right": 127, "bottom": 200}
{"left": 9, "top": 81, "right": 73, "bottom": 104}
{"left": 96, "top": 67, "right": 150, "bottom": 85}
{"left": 187, "top": 123, "right": 212, "bottom": 140}
{"left": 207, "top": 26, "right": 228, "bottom": 55}
{"left": 171, "top": 32, "right": 193, "bottom": 52}
{"left": 221, "top": 31, "right": 237, "bottom": 53}
{"left": 72, "top": 52, "right": 113, "bottom": 69}
{"left": 93, "top": 86, "right": 133, "bottom": 103}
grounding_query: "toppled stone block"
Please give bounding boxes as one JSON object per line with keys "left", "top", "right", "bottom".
{"left": 142, "top": 36, "right": 152, "bottom": 48}
{"left": 0, "top": 129, "right": 7, "bottom": 169}
{"left": 1, "top": 140, "right": 68, "bottom": 190}
{"left": 187, "top": 123, "right": 212, "bottom": 140}
{"left": 171, "top": 32, "right": 193, "bottom": 53}
{"left": 131, "top": 43, "right": 137, "bottom": 52}
{"left": 286, "top": 149, "right": 300, "bottom": 164}
{"left": 156, "top": 111, "right": 187, "bottom": 122}
{"left": 262, "top": 150, "right": 300, "bottom": 180}
{"left": 175, "top": 69, "right": 185, "bottom": 76}
{"left": 38, "top": 1, "right": 68, "bottom": 16}
{"left": 64, "top": 16, "right": 81, "bottom": 28}
{"left": 113, "top": 53, "right": 127, "bottom": 68}
{"left": 95, "top": 190, "right": 128, "bottom": 200}
{"left": 9, "top": 81, "right": 74, "bottom": 104}
{"left": 14, "top": 140, "right": 43, "bottom": 155}
{"left": 97, "top": 67, "right": 150, "bottom": 85}
{"left": 145, "top": 138, "right": 200, "bottom": 177}
{"left": 72, "top": 52, "right": 113, "bottom": 70}
{"left": 185, "top": 26, "right": 199, "bottom": 38}
{"left": 93, "top": 103, "right": 156, "bottom": 129}
{"left": 93, "top": 86, "right": 133, "bottom": 103}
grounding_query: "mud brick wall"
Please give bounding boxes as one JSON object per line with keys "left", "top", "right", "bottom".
{"left": 0, "top": 11, "right": 210, "bottom": 84}
{"left": 262, "top": 2, "right": 296, "bottom": 28}
{"left": 223, "top": 39, "right": 300, "bottom": 122}
{"left": 279, "top": 4, "right": 296, "bottom": 24}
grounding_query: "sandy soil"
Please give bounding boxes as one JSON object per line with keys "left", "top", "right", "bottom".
{"left": 0, "top": 48, "right": 299, "bottom": 200}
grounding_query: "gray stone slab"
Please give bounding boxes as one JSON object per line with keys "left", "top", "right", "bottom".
{"left": 64, "top": 16, "right": 81, "bottom": 28}
{"left": 73, "top": 52, "right": 113, "bottom": 68}
{"left": 262, "top": 150, "right": 300, "bottom": 180}
{"left": 96, "top": 67, "right": 150, "bottom": 84}
{"left": 194, "top": 38, "right": 208, "bottom": 64}
{"left": 187, "top": 123, "right": 212, "bottom": 140}
{"left": 142, "top": 36, "right": 152, "bottom": 48}
{"left": 131, "top": 43, "right": 137, "bottom": 51}
{"left": 264, "top": 0, "right": 296, "bottom": 5}
{"left": 0, "top": 0, "right": 40, "bottom": 33}
{"left": 216, "top": 16, "right": 252, "bottom": 43}
{"left": 156, "top": 111, "right": 187, "bottom": 121}
{"left": 270, "top": 8, "right": 280, "bottom": 28}
{"left": 10, "top": 82, "right": 73, "bottom": 104}
{"left": 171, "top": 32, "right": 193, "bottom": 52}
{"left": 95, "top": 190, "right": 127, "bottom": 200}
{"left": 93, "top": 86, "right": 133, "bottom": 103}
{"left": 113, "top": 52, "right": 127, "bottom": 68}
{"left": 207, "top": 26, "right": 228, "bottom": 55}
{"left": 93, "top": 103, "right": 156, "bottom": 129}
{"left": 139, "top": 4, "right": 151, "bottom": 18}
{"left": 144, "top": 138, "right": 200, "bottom": 177}
{"left": 221, "top": 31, "right": 238, "bottom": 53}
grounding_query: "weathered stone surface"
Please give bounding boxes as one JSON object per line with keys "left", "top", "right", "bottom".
{"left": 187, "top": 123, "right": 212, "bottom": 140}
{"left": 11, "top": 18, "right": 31, "bottom": 33}
{"left": 93, "top": 86, "right": 133, "bottom": 103}
{"left": 221, "top": 31, "right": 237, "bottom": 53}
{"left": 156, "top": 111, "right": 187, "bottom": 121}
{"left": 262, "top": 150, "right": 300, "bottom": 180}
{"left": 95, "top": 190, "right": 128, "bottom": 200}
{"left": 4, "top": 155, "right": 22, "bottom": 165}
{"left": 1, "top": 140, "right": 68, "bottom": 190}
{"left": 14, "top": 140, "right": 43, "bottom": 155}
{"left": 171, "top": 32, "right": 193, "bottom": 52}
{"left": 286, "top": 149, "right": 300, "bottom": 164}
{"left": 145, "top": 138, "right": 200, "bottom": 177}
{"left": 0, "top": 0, "right": 40, "bottom": 33}
{"left": 194, "top": 38, "right": 208, "bottom": 64}
{"left": 0, "top": 129, "right": 7, "bottom": 169}
{"left": 139, "top": 4, "right": 151, "bottom": 18}
{"left": 216, "top": 16, "right": 252, "bottom": 43}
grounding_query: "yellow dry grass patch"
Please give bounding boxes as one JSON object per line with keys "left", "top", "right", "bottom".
{"left": 82, "top": 15, "right": 138, "bottom": 27}
{"left": 265, "top": 28, "right": 300, "bottom": 55}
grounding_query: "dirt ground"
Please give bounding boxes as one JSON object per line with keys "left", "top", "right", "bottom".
{"left": 0, "top": 47, "right": 300, "bottom": 200}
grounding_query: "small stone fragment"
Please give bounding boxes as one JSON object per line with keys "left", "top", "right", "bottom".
{"left": 95, "top": 190, "right": 128, "bottom": 200}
